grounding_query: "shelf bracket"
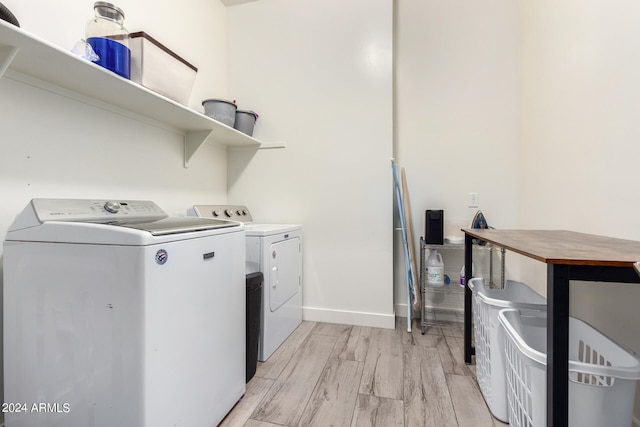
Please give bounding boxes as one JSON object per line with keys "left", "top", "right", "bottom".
{"left": 258, "top": 143, "right": 286, "bottom": 150}
{"left": 227, "top": 142, "right": 286, "bottom": 152}
{"left": 184, "top": 130, "right": 213, "bottom": 168}
{"left": 0, "top": 45, "right": 19, "bottom": 79}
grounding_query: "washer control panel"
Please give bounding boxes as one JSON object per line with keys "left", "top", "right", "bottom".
{"left": 103, "top": 201, "right": 122, "bottom": 213}
{"left": 31, "top": 199, "right": 168, "bottom": 223}
{"left": 192, "top": 205, "right": 253, "bottom": 223}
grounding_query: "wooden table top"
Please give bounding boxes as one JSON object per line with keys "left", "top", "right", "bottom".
{"left": 462, "top": 229, "right": 640, "bottom": 267}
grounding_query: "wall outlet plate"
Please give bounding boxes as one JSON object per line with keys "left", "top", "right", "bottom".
{"left": 468, "top": 192, "right": 479, "bottom": 208}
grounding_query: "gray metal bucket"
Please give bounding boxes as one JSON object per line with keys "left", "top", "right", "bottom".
{"left": 202, "top": 99, "right": 237, "bottom": 127}
{"left": 234, "top": 110, "right": 259, "bottom": 136}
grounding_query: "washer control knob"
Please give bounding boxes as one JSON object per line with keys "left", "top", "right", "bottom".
{"left": 212, "top": 210, "right": 221, "bottom": 217}
{"left": 237, "top": 209, "right": 243, "bottom": 215}
{"left": 104, "top": 201, "right": 121, "bottom": 213}
{"left": 242, "top": 209, "right": 248, "bottom": 215}
{"left": 224, "top": 209, "right": 233, "bottom": 217}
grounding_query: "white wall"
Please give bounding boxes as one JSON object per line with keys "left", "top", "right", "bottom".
{"left": 4, "top": 0, "right": 229, "bottom": 111}
{"left": 394, "top": 0, "right": 521, "bottom": 315}
{"left": 0, "top": 0, "right": 231, "bottom": 420}
{"left": 226, "top": 0, "right": 394, "bottom": 328}
{"left": 519, "top": 0, "right": 640, "bottom": 422}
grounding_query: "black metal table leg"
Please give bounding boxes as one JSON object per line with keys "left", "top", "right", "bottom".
{"left": 547, "top": 264, "right": 570, "bottom": 427}
{"left": 464, "top": 233, "right": 474, "bottom": 364}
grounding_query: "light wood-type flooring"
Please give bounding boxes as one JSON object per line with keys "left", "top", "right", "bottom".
{"left": 219, "top": 318, "right": 506, "bottom": 427}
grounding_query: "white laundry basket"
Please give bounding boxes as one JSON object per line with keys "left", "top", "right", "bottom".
{"left": 498, "top": 308, "right": 640, "bottom": 427}
{"left": 468, "top": 277, "right": 547, "bottom": 422}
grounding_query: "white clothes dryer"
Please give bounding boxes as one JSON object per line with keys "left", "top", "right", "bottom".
{"left": 193, "top": 205, "right": 302, "bottom": 361}
{"left": 4, "top": 199, "right": 246, "bottom": 427}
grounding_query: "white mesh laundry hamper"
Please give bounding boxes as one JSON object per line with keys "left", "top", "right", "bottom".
{"left": 468, "top": 277, "right": 547, "bottom": 422}
{"left": 498, "top": 308, "right": 640, "bottom": 427}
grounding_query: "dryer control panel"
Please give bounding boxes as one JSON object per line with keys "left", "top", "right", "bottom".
{"left": 30, "top": 199, "right": 168, "bottom": 223}
{"left": 192, "top": 205, "right": 253, "bottom": 223}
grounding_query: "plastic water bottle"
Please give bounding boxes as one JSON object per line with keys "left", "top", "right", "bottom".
{"left": 426, "top": 250, "right": 444, "bottom": 287}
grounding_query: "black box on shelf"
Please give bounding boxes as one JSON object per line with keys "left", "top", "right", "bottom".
{"left": 425, "top": 210, "right": 444, "bottom": 244}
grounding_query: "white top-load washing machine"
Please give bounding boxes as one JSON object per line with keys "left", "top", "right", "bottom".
{"left": 3, "top": 199, "right": 246, "bottom": 427}
{"left": 192, "top": 205, "right": 302, "bottom": 362}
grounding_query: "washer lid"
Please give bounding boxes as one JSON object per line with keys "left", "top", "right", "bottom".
{"left": 117, "top": 217, "right": 238, "bottom": 236}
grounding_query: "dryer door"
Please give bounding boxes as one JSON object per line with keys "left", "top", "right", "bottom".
{"left": 269, "top": 237, "right": 301, "bottom": 312}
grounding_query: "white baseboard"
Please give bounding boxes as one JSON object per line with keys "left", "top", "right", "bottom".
{"left": 394, "top": 302, "right": 416, "bottom": 319}
{"left": 393, "top": 302, "right": 415, "bottom": 319}
{"left": 302, "top": 306, "right": 395, "bottom": 329}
